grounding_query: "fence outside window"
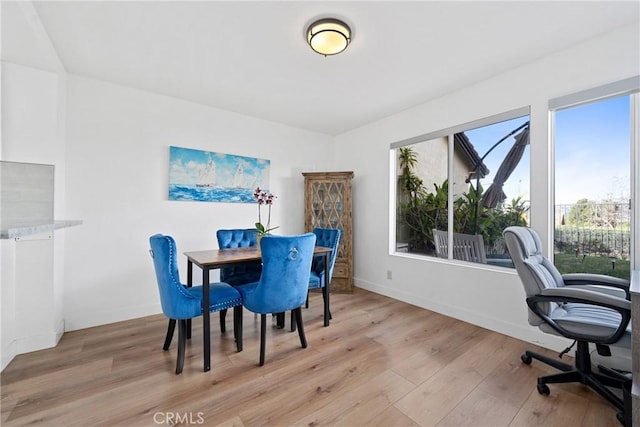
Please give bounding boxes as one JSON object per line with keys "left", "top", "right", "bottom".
{"left": 554, "top": 202, "right": 631, "bottom": 259}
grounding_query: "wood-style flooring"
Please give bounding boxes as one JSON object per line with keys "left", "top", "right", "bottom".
{"left": 1, "top": 289, "right": 622, "bottom": 426}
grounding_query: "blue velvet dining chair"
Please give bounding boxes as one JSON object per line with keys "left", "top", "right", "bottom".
{"left": 149, "top": 234, "right": 243, "bottom": 374}
{"left": 236, "top": 233, "right": 316, "bottom": 366}
{"left": 297, "top": 227, "right": 341, "bottom": 329}
{"left": 216, "top": 228, "right": 263, "bottom": 326}
{"left": 216, "top": 228, "right": 263, "bottom": 286}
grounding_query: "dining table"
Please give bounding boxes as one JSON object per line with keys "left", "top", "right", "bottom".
{"left": 183, "top": 245, "right": 333, "bottom": 372}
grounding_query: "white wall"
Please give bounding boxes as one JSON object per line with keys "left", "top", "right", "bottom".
{"left": 1, "top": 61, "right": 66, "bottom": 369}
{"left": 335, "top": 24, "right": 640, "bottom": 351}
{"left": 1, "top": 0, "right": 70, "bottom": 371}
{"left": 62, "top": 75, "right": 333, "bottom": 330}
{"left": 2, "top": 2, "right": 638, "bottom": 365}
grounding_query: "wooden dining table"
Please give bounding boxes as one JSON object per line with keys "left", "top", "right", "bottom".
{"left": 183, "top": 245, "right": 333, "bottom": 372}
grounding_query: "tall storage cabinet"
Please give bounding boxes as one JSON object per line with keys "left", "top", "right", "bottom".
{"left": 303, "top": 171, "right": 353, "bottom": 293}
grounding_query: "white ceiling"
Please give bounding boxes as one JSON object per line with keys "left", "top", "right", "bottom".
{"left": 3, "top": 1, "right": 640, "bottom": 135}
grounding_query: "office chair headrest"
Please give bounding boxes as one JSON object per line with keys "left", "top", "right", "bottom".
{"left": 504, "top": 226, "right": 543, "bottom": 258}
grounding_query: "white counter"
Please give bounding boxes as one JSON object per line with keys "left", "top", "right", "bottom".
{"left": 1, "top": 220, "right": 83, "bottom": 239}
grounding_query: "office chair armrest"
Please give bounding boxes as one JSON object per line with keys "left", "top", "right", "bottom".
{"left": 559, "top": 283, "right": 627, "bottom": 300}
{"left": 562, "top": 273, "right": 630, "bottom": 299}
{"left": 528, "top": 287, "right": 631, "bottom": 344}
{"left": 540, "top": 287, "right": 631, "bottom": 311}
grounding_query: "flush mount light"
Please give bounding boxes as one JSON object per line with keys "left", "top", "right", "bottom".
{"left": 307, "top": 18, "right": 351, "bottom": 56}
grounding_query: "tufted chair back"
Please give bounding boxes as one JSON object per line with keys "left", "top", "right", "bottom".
{"left": 310, "top": 228, "right": 341, "bottom": 288}
{"left": 149, "top": 233, "right": 243, "bottom": 374}
{"left": 149, "top": 234, "right": 199, "bottom": 320}
{"left": 239, "top": 233, "right": 316, "bottom": 314}
{"left": 217, "top": 228, "right": 259, "bottom": 248}
{"left": 236, "top": 233, "right": 316, "bottom": 365}
{"left": 149, "top": 234, "right": 241, "bottom": 319}
{"left": 216, "top": 228, "right": 263, "bottom": 286}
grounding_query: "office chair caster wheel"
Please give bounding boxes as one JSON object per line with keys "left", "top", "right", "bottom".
{"left": 521, "top": 353, "right": 532, "bottom": 364}
{"left": 537, "top": 383, "right": 550, "bottom": 395}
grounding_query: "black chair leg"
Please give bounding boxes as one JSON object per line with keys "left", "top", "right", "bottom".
{"left": 293, "top": 289, "right": 331, "bottom": 331}
{"left": 290, "top": 310, "right": 296, "bottom": 332}
{"left": 523, "top": 349, "right": 573, "bottom": 372}
{"left": 584, "top": 373, "right": 625, "bottom": 411}
{"left": 176, "top": 319, "right": 187, "bottom": 375}
{"left": 233, "top": 306, "right": 243, "bottom": 352}
{"left": 322, "top": 285, "right": 332, "bottom": 323}
{"left": 163, "top": 319, "right": 176, "bottom": 350}
{"left": 259, "top": 314, "right": 267, "bottom": 366}
{"left": 275, "top": 312, "right": 285, "bottom": 329}
{"left": 219, "top": 309, "right": 227, "bottom": 333}
{"left": 294, "top": 307, "right": 307, "bottom": 349}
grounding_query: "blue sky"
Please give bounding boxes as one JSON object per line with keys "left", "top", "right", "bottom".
{"left": 464, "top": 95, "right": 630, "bottom": 206}
{"left": 554, "top": 95, "right": 630, "bottom": 204}
{"left": 465, "top": 116, "right": 531, "bottom": 206}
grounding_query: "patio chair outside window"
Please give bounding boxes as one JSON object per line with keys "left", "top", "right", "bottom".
{"left": 433, "top": 229, "right": 487, "bottom": 264}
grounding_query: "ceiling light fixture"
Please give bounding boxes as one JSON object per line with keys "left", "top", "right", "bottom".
{"left": 307, "top": 18, "right": 351, "bottom": 56}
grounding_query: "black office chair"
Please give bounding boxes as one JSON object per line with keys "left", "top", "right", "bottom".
{"left": 503, "top": 226, "right": 632, "bottom": 425}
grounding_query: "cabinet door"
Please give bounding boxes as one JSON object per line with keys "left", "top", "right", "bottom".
{"left": 304, "top": 172, "right": 353, "bottom": 293}
{"left": 310, "top": 180, "right": 347, "bottom": 231}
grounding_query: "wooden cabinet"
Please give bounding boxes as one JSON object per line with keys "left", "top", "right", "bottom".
{"left": 303, "top": 171, "right": 353, "bottom": 293}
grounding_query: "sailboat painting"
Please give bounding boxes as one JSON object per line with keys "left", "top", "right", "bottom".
{"left": 168, "top": 146, "right": 270, "bottom": 203}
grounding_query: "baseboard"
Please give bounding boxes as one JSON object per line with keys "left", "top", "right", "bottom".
{"left": 64, "top": 303, "right": 162, "bottom": 332}
{"left": 55, "top": 318, "right": 65, "bottom": 343}
{"left": 2, "top": 319, "right": 66, "bottom": 372}
{"left": 355, "top": 277, "right": 570, "bottom": 353}
{"left": 1, "top": 340, "right": 17, "bottom": 372}
{"left": 3, "top": 306, "right": 162, "bottom": 369}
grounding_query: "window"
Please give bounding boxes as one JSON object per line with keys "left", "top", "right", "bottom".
{"left": 552, "top": 78, "right": 640, "bottom": 279}
{"left": 391, "top": 107, "right": 530, "bottom": 268}
{"left": 395, "top": 137, "right": 448, "bottom": 254}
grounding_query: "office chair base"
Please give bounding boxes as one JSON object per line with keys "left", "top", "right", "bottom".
{"left": 521, "top": 342, "right": 630, "bottom": 425}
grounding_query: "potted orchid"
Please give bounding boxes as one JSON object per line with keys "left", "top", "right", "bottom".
{"left": 253, "top": 187, "right": 279, "bottom": 236}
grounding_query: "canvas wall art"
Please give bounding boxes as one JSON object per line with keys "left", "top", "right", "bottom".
{"left": 168, "top": 146, "right": 270, "bottom": 202}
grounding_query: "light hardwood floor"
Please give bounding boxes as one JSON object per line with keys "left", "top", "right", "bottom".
{"left": 1, "top": 289, "right": 622, "bottom": 426}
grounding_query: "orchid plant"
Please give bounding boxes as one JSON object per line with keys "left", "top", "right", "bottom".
{"left": 253, "top": 187, "right": 279, "bottom": 236}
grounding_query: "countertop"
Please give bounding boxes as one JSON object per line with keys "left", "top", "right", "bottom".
{"left": 1, "top": 220, "right": 83, "bottom": 239}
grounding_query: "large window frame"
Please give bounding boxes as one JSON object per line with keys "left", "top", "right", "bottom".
{"left": 389, "top": 106, "right": 531, "bottom": 266}
{"left": 549, "top": 76, "right": 640, "bottom": 272}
